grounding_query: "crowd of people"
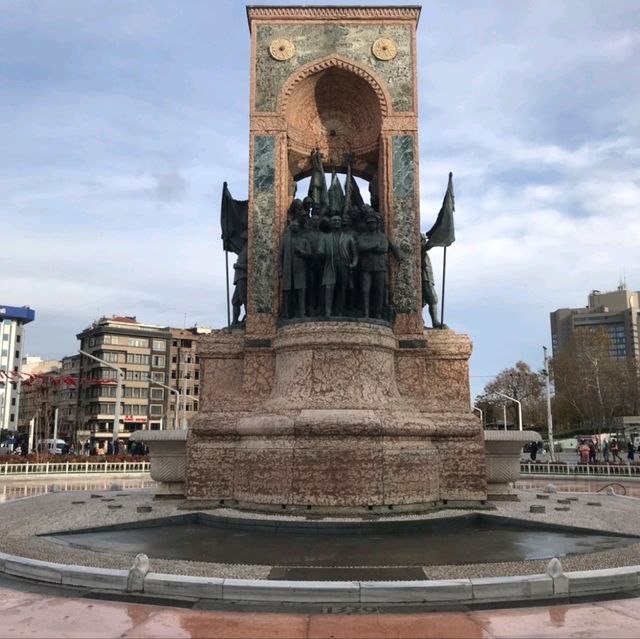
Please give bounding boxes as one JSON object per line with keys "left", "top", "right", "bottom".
{"left": 575, "top": 437, "right": 636, "bottom": 464}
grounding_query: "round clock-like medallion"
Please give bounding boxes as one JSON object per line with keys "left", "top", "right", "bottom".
{"left": 269, "top": 38, "right": 295, "bottom": 61}
{"left": 372, "top": 37, "right": 397, "bottom": 61}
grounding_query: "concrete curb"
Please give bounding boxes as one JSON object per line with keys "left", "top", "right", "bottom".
{"left": 1, "top": 551, "right": 639, "bottom": 604}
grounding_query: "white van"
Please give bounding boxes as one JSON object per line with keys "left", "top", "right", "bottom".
{"left": 36, "top": 439, "right": 66, "bottom": 455}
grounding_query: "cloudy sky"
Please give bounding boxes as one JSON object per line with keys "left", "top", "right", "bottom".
{"left": 2, "top": 0, "right": 639, "bottom": 401}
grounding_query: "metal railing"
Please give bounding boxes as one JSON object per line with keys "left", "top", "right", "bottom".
{"left": 1, "top": 460, "right": 150, "bottom": 477}
{"left": 521, "top": 462, "right": 640, "bottom": 479}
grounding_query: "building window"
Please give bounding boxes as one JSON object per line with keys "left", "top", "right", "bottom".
{"left": 151, "top": 372, "right": 165, "bottom": 383}
{"left": 150, "top": 388, "right": 164, "bottom": 399}
{"left": 172, "top": 356, "right": 177, "bottom": 363}
{"left": 103, "top": 335, "right": 119, "bottom": 345}
{"left": 126, "top": 353, "right": 150, "bottom": 365}
{"left": 128, "top": 338, "right": 149, "bottom": 348}
{"left": 150, "top": 404, "right": 163, "bottom": 416}
{"left": 152, "top": 355, "right": 165, "bottom": 367}
{"left": 16, "top": 335, "right": 20, "bottom": 343}
{"left": 99, "top": 351, "right": 122, "bottom": 363}
{"left": 2, "top": 334, "right": 7, "bottom": 341}
{"left": 152, "top": 340, "right": 166, "bottom": 351}
{"left": 181, "top": 340, "right": 192, "bottom": 348}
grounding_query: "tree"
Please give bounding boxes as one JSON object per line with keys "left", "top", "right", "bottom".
{"left": 552, "top": 327, "right": 638, "bottom": 433}
{"left": 475, "top": 361, "right": 545, "bottom": 429}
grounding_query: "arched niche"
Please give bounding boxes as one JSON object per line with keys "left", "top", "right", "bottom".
{"left": 280, "top": 58, "right": 388, "bottom": 182}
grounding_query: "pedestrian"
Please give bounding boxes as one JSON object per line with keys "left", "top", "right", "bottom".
{"left": 529, "top": 442, "right": 538, "bottom": 461}
{"left": 610, "top": 439, "right": 622, "bottom": 463}
{"left": 588, "top": 440, "right": 597, "bottom": 464}
{"left": 627, "top": 440, "right": 635, "bottom": 462}
{"left": 578, "top": 440, "right": 590, "bottom": 464}
{"left": 603, "top": 439, "right": 610, "bottom": 463}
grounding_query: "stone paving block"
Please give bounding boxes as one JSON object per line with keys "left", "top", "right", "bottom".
{"left": 222, "top": 578, "right": 360, "bottom": 603}
{"left": 554, "top": 506, "right": 570, "bottom": 511}
{"left": 144, "top": 573, "right": 223, "bottom": 599}
{"left": 61, "top": 565, "right": 129, "bottom": 590}
{"left": 4, "top": 556, "right": 63, "bottom": 584}
{"left": 566, "top": 567, "right": 640, "bottom": 595}
{"left": 470, "top": 574, "right": 553, "bottom": 601}
{"left": 530, "top": 505, "right": 545, "bottom": 513}
{"left": 586, "top": 501, "right": 602, "bottom": 507}
{"left": 360, "top": 579, "right": 472, "bottom": 603}
{"left": 536, "top": 494, "right": 550, "bottom": 500}
{"left": 137, "top": 506, "right": 153, "bottom": 513}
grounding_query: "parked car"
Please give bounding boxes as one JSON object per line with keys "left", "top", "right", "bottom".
{"left": 35, "top": 439, "right": 67, "bottom": 455}
{"left": 0, "top": 439, "right": 16, "bottom": 455}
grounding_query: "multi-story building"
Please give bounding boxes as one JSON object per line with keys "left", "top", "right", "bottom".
{"left": 0, "top": 305, "right": 35, "bottom": 433}
{"left": 76, "top": 316, "right": 172, "bottom": 450}
{"left": 168, "top": 327, "right": 210, "bottom": 429}
{"left": 550, "top": 285, "right": 640, "bottom": 362}
{"left": 57, "top": 355, "right": 80, "bottom": 440}
{"left": 74, "top": 317, "right": 209, "bottom": 451}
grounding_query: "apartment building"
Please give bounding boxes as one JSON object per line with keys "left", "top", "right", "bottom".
{"left": 550, "top": 285, "right": 640, "bottom": 362}
{"left": 74, "top": 316, "right": 209, "bottom": 450}
{"left": 57, "top": 355, "right": 80, "bottom": 439}
{"left": 76, "top": 316, "right": 172, "bottom": 450}
{"left": 168, "top": 326, "right": 210, "bottom": 429}
{"left": 0, "top": 305, "right": 35, "bottom": 432}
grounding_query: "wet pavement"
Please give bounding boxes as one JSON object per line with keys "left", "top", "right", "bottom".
{"left": 1, "top": 572, "right": 640, "bottom": 638}
{"left": 2, "top": 477, "right": 640, "bottom": 636}
{"left": 0, "top": 478, "right": 154, "bottom": 503}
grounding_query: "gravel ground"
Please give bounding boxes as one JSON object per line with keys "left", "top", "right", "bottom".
{"left": 0, "top": 485, "right": 639, "bottom": 580}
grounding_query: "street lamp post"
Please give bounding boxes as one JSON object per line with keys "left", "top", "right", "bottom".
{"left": 543, "top": 346, "right": 556, "bottom": 461}
{"left": 495, "top": 391, "right": 522, "bottom": 431}
{"left": 148, "top": 378, "right": 180, "bottom": 430}
{"left": 472, "top": 405, "right": 483, "bottom": 426}
{"left": 79, "top": 350, "right": 124, "bottom": 444}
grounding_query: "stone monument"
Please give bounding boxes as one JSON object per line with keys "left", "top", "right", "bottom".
{"left": 185, "top": 5, "right": 487, "bottom": 512}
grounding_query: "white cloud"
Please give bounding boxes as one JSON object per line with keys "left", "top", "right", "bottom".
{"left": 3, "top": 0, "right": 639, "bottom": 409}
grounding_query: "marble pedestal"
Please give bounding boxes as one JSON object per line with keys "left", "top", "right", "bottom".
{"left": 131, "top": 429, "right": 187, "bottom": 497}
{"left": 484, "top": 429, "right": 541, "bottom": 500}
{"left": 185, "top": 322, "right": 487, "bottom": 513}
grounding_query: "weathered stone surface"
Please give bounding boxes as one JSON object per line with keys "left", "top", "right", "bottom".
{"left": 185, "top": 321, "right": 486, "bottom": 509}
{"left": 254, "top": 23, "right": 413, "bottom": 113}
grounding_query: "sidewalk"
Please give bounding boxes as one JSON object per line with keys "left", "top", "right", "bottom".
{"left": 2, "top": 581, "right": 640, "bottom": 638}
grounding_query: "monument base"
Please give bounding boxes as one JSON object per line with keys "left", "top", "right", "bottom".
{"left": 185, "top": 322, "right": 487, "bottom": 513}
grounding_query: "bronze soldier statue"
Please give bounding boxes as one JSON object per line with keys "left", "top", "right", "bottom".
{"left": 231, "top": 230, "right": 248, "bottom": 325}
{"left": 280, "top": 220, "right": 311, "bottom": 318}
{"left": 357, "top": 214, "right": 389, "bottom": 319}
{"left": 318, "top": 215, "right": 358, "bottom": 317}
{"left": 421, "top": 233, "right": 444, "bottom": 328}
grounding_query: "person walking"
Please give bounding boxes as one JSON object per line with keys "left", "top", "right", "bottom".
{"left": 627, "top": 440, "right": 635, "bottom": 462}
{"left": 603, "top": 439, "right": 610, "bottom": 463}
{"left": 610, "top": 438, "right": 622, "bottom": 463}
{"left": 578, "top": 440, "right": 590, "bottom": 464}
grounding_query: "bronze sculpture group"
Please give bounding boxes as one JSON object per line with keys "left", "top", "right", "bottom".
{"left": 228, "top": 149, "right": 445, "bottom": 327}
{"left": 280, "top": 199, "right": 400, "bottom": 320}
